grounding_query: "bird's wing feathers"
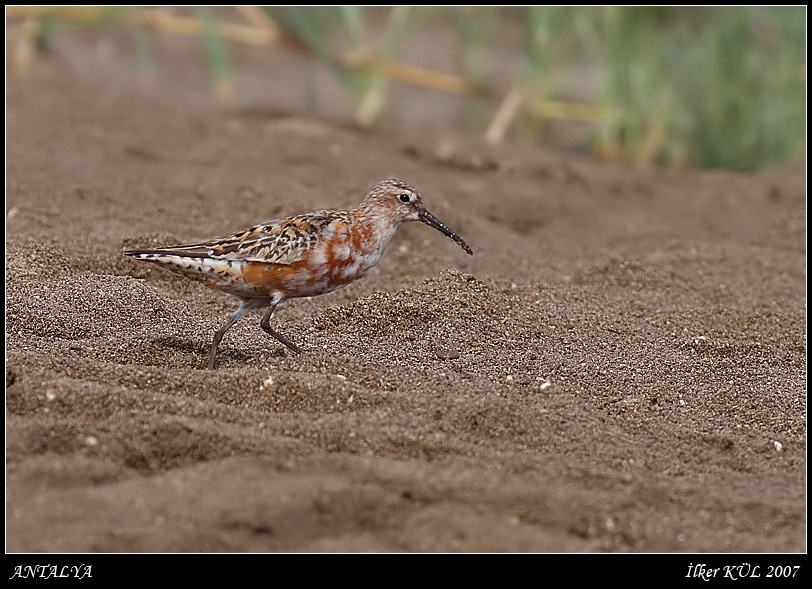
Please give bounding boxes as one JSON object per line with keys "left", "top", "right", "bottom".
{"left": 133, "top": 212, "right": 340, "bottom": 266}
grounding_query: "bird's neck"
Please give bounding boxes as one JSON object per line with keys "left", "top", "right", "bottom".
{"left": 352, "top": 207, "right": 401, "bottom": 261}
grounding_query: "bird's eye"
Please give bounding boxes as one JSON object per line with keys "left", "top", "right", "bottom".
{"left": 398, "top": 193, "right": 412, "bottom": 204}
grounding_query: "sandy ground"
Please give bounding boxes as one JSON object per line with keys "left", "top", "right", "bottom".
{"left": 5, "top": 31, "right": 807, "bottom": 554}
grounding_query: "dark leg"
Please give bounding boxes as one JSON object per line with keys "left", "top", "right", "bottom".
{"left": 209, "top": 313, "right": 242, "bottom": 370}
{"left": 209, "top": 298, "right": 269, "bottom": 369}
{"left": 261, "top": 302, "right": 304, "bottom": 354}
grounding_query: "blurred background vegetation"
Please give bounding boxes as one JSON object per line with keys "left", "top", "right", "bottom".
{"left": 7, "top": 5, "right": 806, "bottom": 171}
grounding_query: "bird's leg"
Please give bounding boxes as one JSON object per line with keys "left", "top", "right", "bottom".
{"left": 209, "top": 300, "right": 261, "bottom": 369}
{"left": 260, "top": 302, "right": 304, "bottom": 354}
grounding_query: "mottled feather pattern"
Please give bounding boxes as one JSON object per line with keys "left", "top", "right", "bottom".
{"left": 124, "top": 178, "right": 472, "bottom": 368}
{"left": 137, "top": 211, "right": 346, "bottom": 266}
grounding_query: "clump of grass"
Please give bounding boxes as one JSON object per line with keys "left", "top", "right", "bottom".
{"left": 6, "top": 6, "right": 805, "bottom": 171}
{"left": 683, "top": 6, "right": 806, "bottom": 170}
{"left": 593, "top": 6, "right": 805, "bottom": 170}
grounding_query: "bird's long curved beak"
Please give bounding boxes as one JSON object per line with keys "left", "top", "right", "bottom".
{"left": 418, "top": 207, "right": 473, "bottom": 255}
